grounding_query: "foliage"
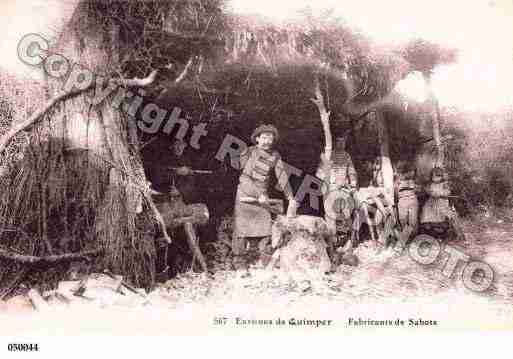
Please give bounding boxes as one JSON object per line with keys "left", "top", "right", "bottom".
{"left": 401, "top": 39, "right": 458, "bottom": 75}
{"left": 443, "top": 108, "right": 513, "bottom": 213}
{"left": 0, "top": 73, "right": 44, "bottom": 168}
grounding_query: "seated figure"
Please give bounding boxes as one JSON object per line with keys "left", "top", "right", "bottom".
{"left": 351, "top": 158, "right": 397, "bottom": 246}
{"left": 419, "top": 167, "right": 463, "bottom": 241}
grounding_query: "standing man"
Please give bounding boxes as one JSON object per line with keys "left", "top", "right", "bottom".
{"left": 316, "top": 135, "right": 358, "bottom": 232}
{"left": 233, "top": 124, "right": 295, "bottom": 275}
{"left": 316, "top": 136, "right": 358, "bottom": 267}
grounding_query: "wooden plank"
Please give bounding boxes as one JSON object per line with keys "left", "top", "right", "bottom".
{"left": 183, "top": 223, "right": 208, "bottom": 272}
{"left": 27, "top": 289, "right": 50, "bottom": 312}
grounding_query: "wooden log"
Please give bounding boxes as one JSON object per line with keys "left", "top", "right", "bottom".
{"left": 154, "top": 198, "right": 209, "bottom": 272}
{"left": 183, "top": 222, "right": 208, "bottom": 272}
{"left": 0, "top": 248, "right": 102, "bottom": 266}
{"left": 82, "top": 273, "right": 124, "bottom": 293}
{"left": 57, "top": 281, "right": 81, "bottom": 300}
{"left": 27, "top": 289, "right": 50, "bottom": 311}
{"left": 4, "top": 295, "right": 34, "bottom": 312}
{"left": 103, "top": 270, "right": 148, "bottom": 299}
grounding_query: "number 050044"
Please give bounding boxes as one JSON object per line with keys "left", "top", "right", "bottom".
{"left": 8, "top": 343, "right": 39, "bottom": 352}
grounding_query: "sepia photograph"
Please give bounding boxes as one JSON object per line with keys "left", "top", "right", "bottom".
{"left": 0, "top": 0, "right": 512, "bottom": 355}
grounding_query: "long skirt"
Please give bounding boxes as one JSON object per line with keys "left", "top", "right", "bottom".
{"left": 233, "top": 176, "right": 272, "bottom": 238}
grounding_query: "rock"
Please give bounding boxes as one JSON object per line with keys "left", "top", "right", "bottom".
{"left": 270, "top": 215, "right": 332, "bottom": 282}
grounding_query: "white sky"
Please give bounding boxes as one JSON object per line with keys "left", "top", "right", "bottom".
{"left": 1, "top": 0, "right": 513, "bottom": 112}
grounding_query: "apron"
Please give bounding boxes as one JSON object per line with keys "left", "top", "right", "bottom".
{"left": 233, "top": 147, "right": 280, "bottom": 238}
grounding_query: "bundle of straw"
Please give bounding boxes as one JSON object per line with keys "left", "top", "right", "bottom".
{"left": 0, "top": 90, "right": 160, "bottom": 292}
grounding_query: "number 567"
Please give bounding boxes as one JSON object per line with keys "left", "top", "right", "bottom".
{"left": 213, "top": 317, "right": 228, "bottom": 325}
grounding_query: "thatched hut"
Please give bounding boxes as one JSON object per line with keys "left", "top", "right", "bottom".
{"left": 0, "top": 0, "right": 446, "bottom": 293}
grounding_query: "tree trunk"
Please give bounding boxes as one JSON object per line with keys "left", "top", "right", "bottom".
{"left": 311, "top": 75, "right": 335, "bottom": 232}
{"left": 23, "top": 0, "right": 159, "bottom": 288}
{"left": 376, "top": 111, "right": 394, "bottom": 202}
{"left": 422, "top": 71, "right": 444, "bottom": 168}
{"left": 312, "top": 75, "right": 333, "bottom": 162}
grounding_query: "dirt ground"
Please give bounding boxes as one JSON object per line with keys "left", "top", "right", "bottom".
{"left": 1, "top": 214, "right": 512, "bottom": 335}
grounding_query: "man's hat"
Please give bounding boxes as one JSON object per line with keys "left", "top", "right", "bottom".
{"left": 251, "top": 124, "right": 279, "bottom": 144}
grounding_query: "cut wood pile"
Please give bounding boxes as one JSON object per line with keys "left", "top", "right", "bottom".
{"left": 3, "top": 217, "right": 511, "bottom": 315}
{"left": 0, "top": 272, "right": 153, "bottom": 312}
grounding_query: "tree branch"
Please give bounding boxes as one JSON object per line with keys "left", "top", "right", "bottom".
{"left": 0, "top": 87, "right": 89, "bottom": 154}
{"left": 175, "top": 57, "right": 195, "bottom": 84}
{"left": 0, "top": 67, "right": 173, "bottom": 244}
{"left": 145, "top": 193, "right": 172, "bottom": 244}
{"left": 0, "top": 248, "right": 103, "bottom": 265}
{"left": 0, "top": 70, "right": 160, "bottom": 155}
{"left": 117, "top": 69, "right": 159, "bottom": 87}
{"left": 342, "top": 93, "right": 393, "bottom": 118}
{"left": 310, "top": 75, "right": 332, "bottom": 161}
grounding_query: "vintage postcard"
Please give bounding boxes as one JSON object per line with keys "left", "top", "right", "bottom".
{"left": 0, "top": 0, "right": 512, "bottom": 355}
